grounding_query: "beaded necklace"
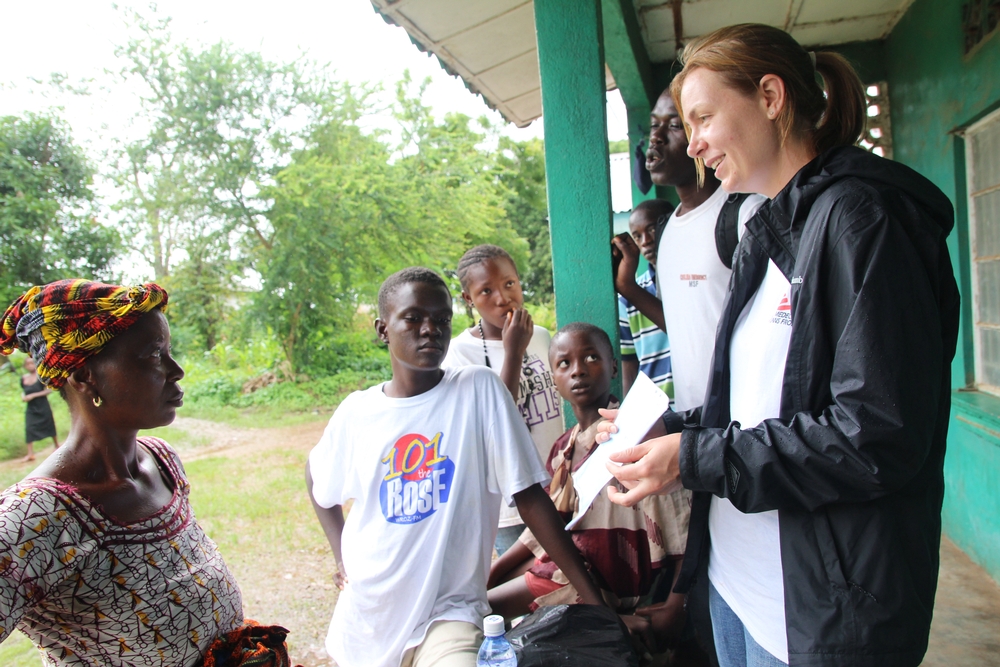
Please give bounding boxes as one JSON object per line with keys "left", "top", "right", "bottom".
{"left": 477, "top": 319, "right": 536, "bottom": 426}
{"left": 477, "top": 318, "right": 493, "bottom": 369}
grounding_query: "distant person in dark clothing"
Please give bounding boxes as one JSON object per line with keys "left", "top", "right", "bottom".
{"left": 20, "top": 356, "right": 59, "bottom": 462}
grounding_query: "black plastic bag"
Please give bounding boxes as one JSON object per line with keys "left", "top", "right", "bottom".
{"left": 507, "top": 604, "right": 639, "bottom": 666}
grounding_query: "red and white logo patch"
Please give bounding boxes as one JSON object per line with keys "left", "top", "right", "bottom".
{"left": 771, "top": 294, "right": 791, "bottom": 326}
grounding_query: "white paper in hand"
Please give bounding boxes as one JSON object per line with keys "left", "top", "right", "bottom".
{"left": 565, "top": 371, "right": 671, "bottom": 529}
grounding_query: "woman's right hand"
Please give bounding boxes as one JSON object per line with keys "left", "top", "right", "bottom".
{"left": 596, "top": 408, "right": 683, "bottom": 506}
{"left": 605, "top": 434, "right": 683, "bottom": 507}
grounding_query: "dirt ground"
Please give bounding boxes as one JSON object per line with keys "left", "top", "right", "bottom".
{"left": 4, "top": 417, "right": 998, "bottom": 666}
{"left": 172, "top": 416, "right": 338, "bottom": 667}
{"left": 168, "top": 418, "right": 1000, "bottom": 667}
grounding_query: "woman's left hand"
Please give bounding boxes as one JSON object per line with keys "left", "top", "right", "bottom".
{"left": 604, "top": 433, "right": 683, "bottom": 506}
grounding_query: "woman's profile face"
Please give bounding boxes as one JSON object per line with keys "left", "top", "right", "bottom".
{"left": 681, "top": 67, "right": 779, "bottom": 196}
{"left": 87, "top": 310, "right": 185, "bottom": 431}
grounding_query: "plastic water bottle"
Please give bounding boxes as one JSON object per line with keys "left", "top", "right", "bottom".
{"left": 477, "top": 614, "right": 517, "bottom": 667}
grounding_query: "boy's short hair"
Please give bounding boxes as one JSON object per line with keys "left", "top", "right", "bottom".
{"left": 552, "top": 322, "right": 615, "bottom": 360}
{"left": 456, "top": 244, "right": 516, "bottom": 290}
{"left": 630, "top": 198, "right": 674, "bottom": 227}
{"left": 378, "top": 267, "right": 450, "bottom": 319}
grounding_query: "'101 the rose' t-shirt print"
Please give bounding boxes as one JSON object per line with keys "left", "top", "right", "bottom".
{"left": 379, "top": 432, "right": 455, "bottom": 524}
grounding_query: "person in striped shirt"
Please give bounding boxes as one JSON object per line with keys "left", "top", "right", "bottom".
{"left": 613, "top": 199, "right": 676, "bottom": 398}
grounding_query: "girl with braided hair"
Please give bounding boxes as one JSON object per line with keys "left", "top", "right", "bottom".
{"left": 443, "top": 245, "right": 563, "bottom": 556}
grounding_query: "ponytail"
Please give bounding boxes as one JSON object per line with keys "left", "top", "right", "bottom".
{"left": 813, "top": 51, "right": 866, "bottom": 153}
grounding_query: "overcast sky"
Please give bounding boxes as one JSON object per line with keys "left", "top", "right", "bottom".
{"left": 0, "top": 0, "right": 634, "bottom": 280}
{"left": 0, "top": 1, "right": 630, "bottom": 153}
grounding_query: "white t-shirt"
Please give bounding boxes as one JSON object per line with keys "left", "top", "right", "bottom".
{"left": 657, "top": 188, "right": 767, "bottom": 410}
{"left": 443, "top": 325, "right": 564, "bottom": 528}
{"left": 309, "top": 366, "right": 549, "bottom": 667}
{"left": 708, "top": 259, "right": 793, "bottom": 663}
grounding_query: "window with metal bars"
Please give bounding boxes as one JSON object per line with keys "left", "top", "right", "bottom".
{"left": 859, "top": 82, "right": 892, "bottom": 159}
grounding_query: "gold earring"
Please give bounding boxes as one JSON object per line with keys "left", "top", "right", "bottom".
{"left": 92, "top": 396, "right": 103, "bottom": 407}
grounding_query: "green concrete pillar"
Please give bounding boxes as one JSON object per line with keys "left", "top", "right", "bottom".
{"left": 535, "top": 0, "right": 617, "bottom": 351}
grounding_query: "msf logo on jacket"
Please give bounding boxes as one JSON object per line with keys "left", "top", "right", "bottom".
{"left": 772, "top": 294, "right": 792, "bottom": 326}
{"left": 379, "top": 432, "right": 455, "bottom": 524}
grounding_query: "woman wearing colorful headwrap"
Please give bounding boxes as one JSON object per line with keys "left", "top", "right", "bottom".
{"left": 0, "top": 279, "right": 297, "bottom": 667}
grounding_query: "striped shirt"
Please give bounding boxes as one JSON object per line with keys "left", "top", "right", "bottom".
{"left": 618, "top": 265, "right": 674, "bottom": 401}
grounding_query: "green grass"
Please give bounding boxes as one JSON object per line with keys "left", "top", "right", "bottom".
{"left": 186, "top": 447, "right": 317, "bottom": 552}
{"left": 0, "top": 356, "right": 69, "bottom": 461}
{"left": 180, "top": 435, "right": 339, "bottom": 660}
{"left": 174, "top": 403, "right": 334, "bottom": 430}
{"left": 0, "top": 466, "right": 30, "bottom": 492}
{"left": 0, "top": 631, "right": 40, "bottom": 667}
{"left": 138, "top": 424, "right": 212, "bottom": 449}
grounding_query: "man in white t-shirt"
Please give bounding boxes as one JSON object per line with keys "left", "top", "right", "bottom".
{"left": 614, "top": 89, "right": 764, "bottom": 411}
{"left": 305, "top": 267, "right": 603, "bottom": 667}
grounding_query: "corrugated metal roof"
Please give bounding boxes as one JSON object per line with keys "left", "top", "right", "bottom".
{"left": 370, "top": 0, "right": 915, "bottom": 127}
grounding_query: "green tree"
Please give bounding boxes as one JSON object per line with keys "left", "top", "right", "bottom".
{"left": 496, "top": 137, "right": 551, "bottom": 299}
{"left": 107, "top": 9, "right": 324, "bottom": 350}
{"left": 391, "top": 76, "right": 527, "bottom": 276}
{"left": 0, "top": 113, "right": 119, "bottom": 305}
{"left": 255, "top": 86, "right": 386, "bottom": 371}
{"left": 257, "top": 78, "right": 527, "bottom": 373}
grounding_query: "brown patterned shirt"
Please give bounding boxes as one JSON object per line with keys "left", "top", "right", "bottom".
{"left": 0, "top": 437, "right": 243, "bottom": 666}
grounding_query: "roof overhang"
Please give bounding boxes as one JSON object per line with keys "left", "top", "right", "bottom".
{"left": 370, "top": 0, "right": 915, "bottom": 127}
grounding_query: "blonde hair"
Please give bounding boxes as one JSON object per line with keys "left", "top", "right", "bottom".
{"left": 670, "top": 24, "right": 866, "bottom": 166}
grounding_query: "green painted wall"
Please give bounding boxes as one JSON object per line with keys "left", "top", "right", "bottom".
{"left": 886, "top": 0, "right": 1000, "bottom": 581}
{"left": 829, "top": 40, "right": 887, "bottom": 84}
{"left": 534, "top": 0, "right": 621, "bottom": 408}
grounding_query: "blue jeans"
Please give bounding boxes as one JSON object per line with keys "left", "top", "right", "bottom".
{"left": 709, "top": 582, "right": 787, "bottom": 667}
{"left": 494, "top": 524, "right": 525, "bottom": 557}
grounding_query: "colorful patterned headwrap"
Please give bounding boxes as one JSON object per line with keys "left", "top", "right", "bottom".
{"left": 0, "top": 279, "right": 169, "bottom": 389}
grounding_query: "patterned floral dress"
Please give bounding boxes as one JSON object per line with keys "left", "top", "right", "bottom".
{"left": 0, "top": 437, "right": 244, "bottom": 666}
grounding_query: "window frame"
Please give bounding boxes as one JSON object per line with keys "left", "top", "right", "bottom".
{"left": 965, "top": 105, "right": 1000, "bottom": 395}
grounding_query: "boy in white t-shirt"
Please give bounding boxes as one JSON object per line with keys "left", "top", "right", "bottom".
{"left": 306, "top": 267, "right": 603, "bottom": 667}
